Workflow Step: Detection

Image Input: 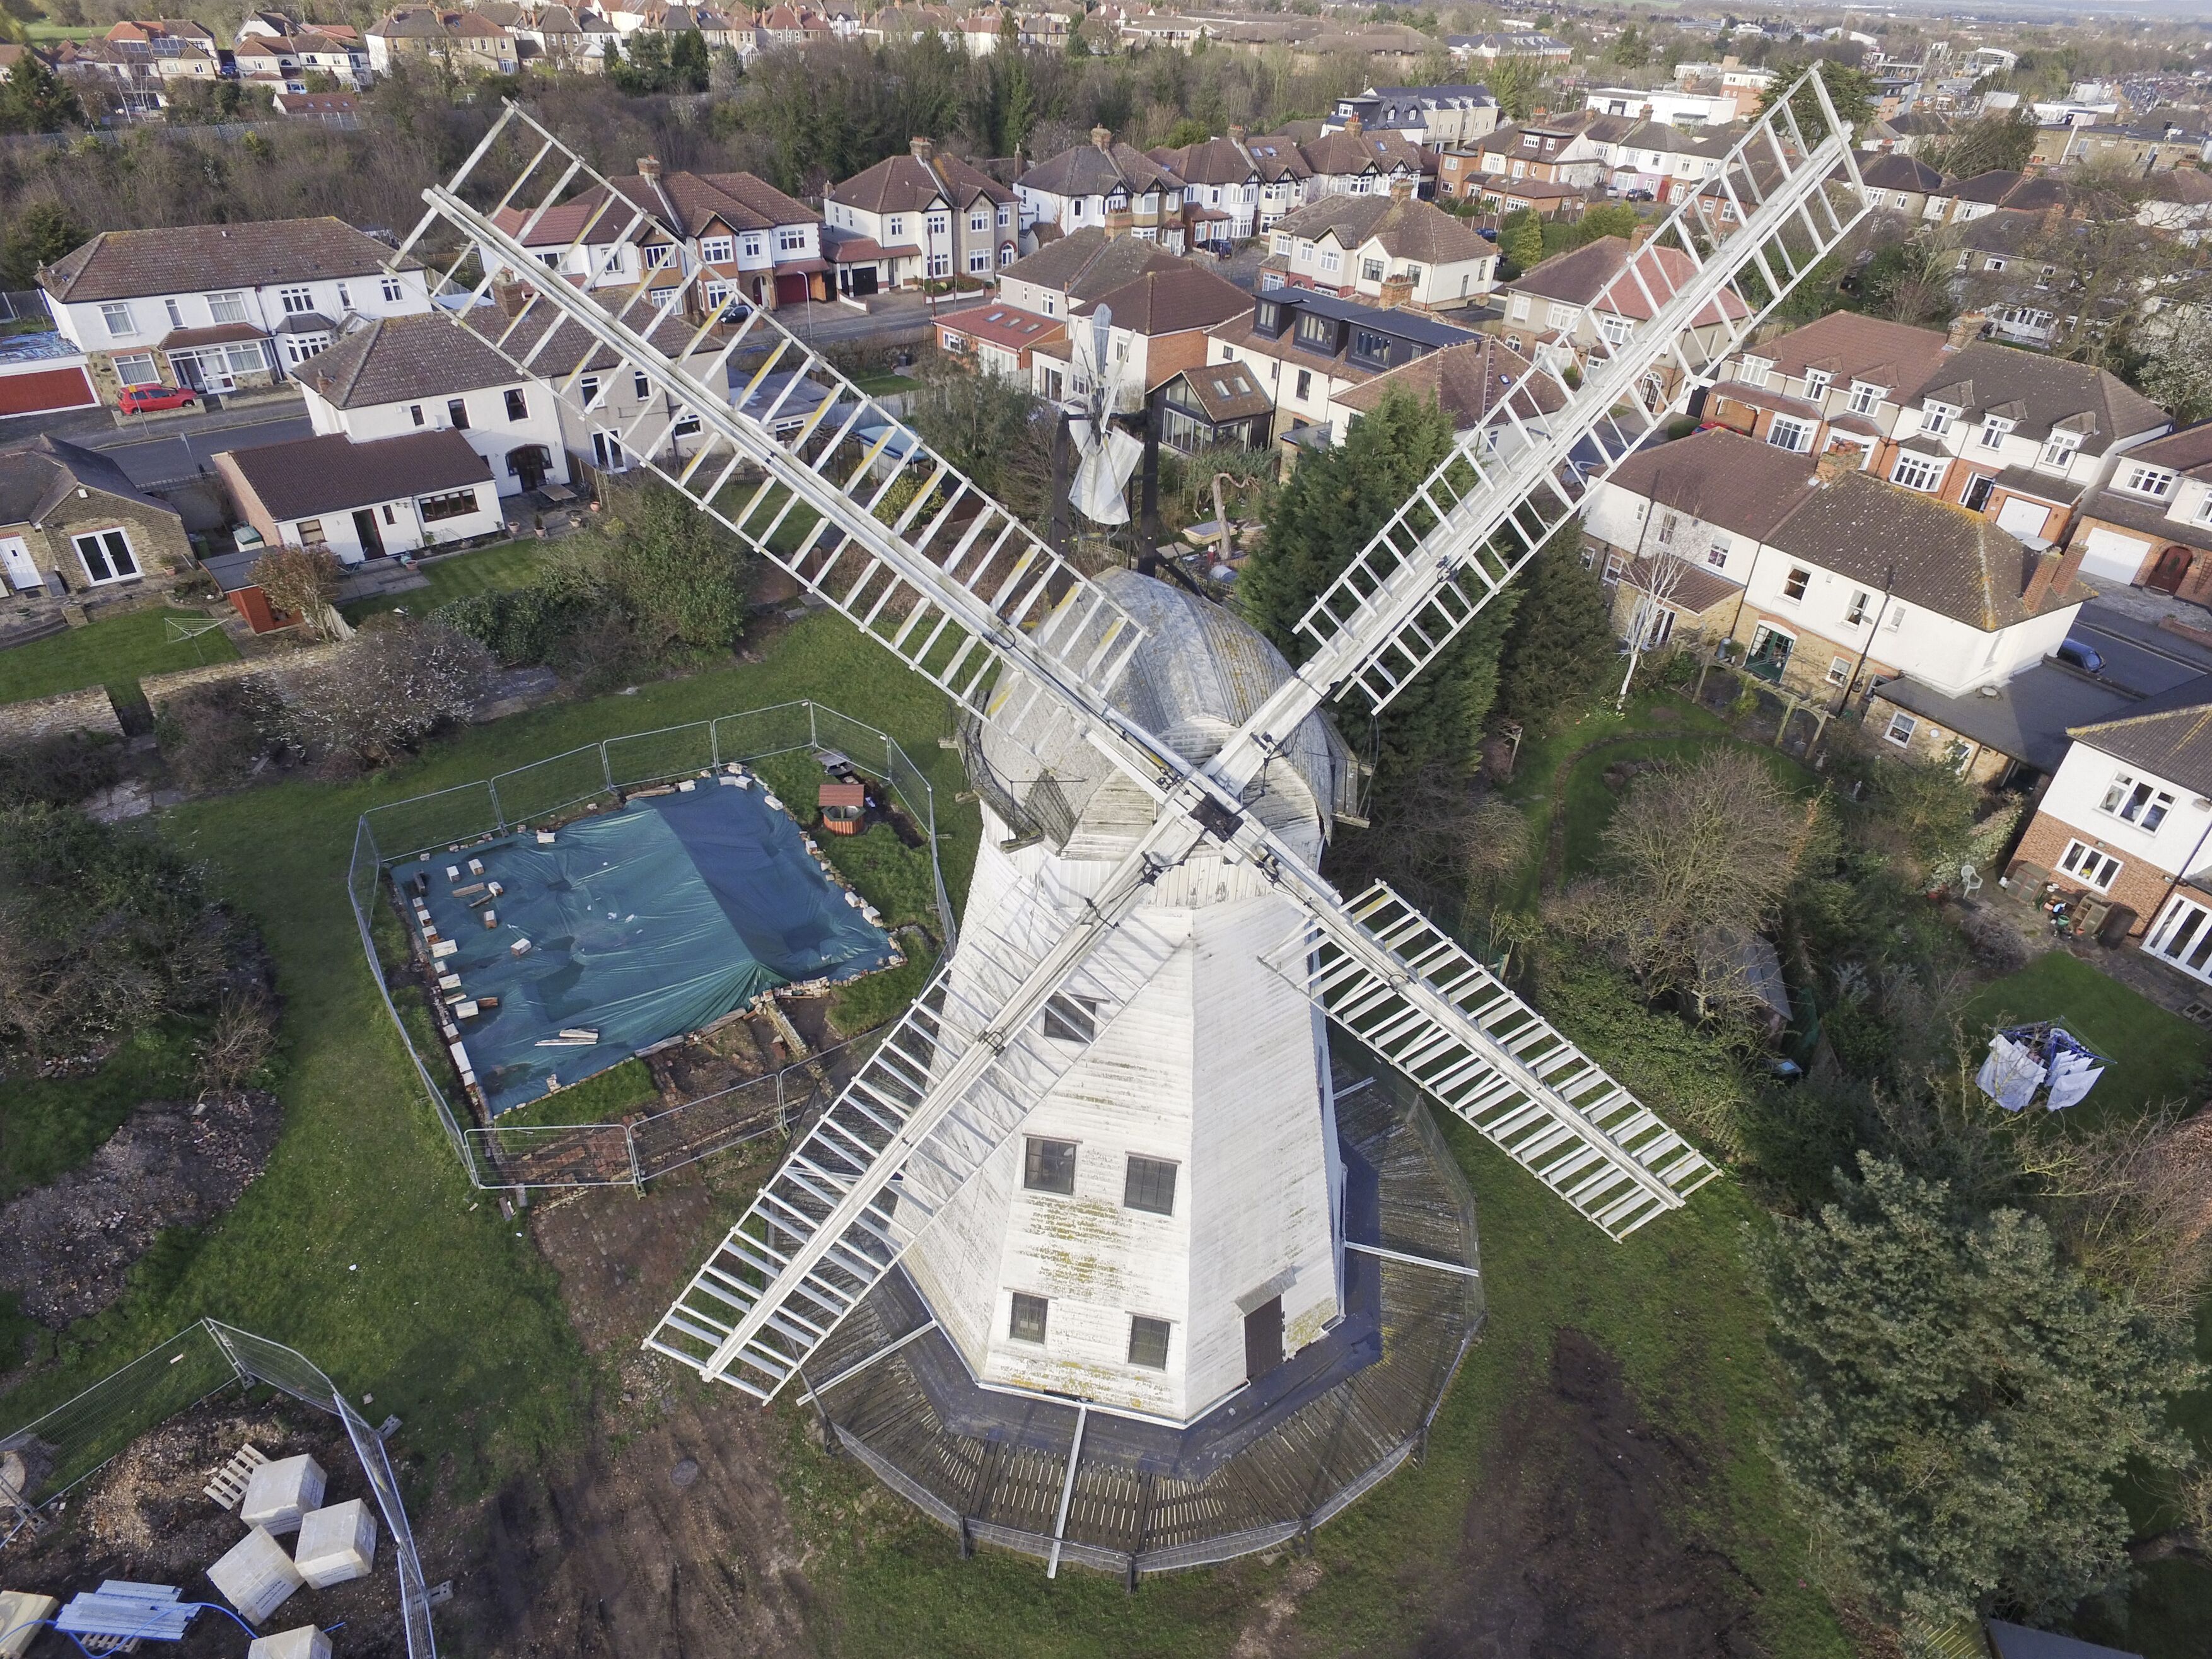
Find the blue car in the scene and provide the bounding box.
[2056,639,2105,675]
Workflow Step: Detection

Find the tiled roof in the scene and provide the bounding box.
[0,434,176,527]
[1621,552,1739,615]
[1950,168,2025,204]
[1269,193,1491,266]
[830,149,1012,215]
[1074,264,1250,343]
[1150,132,1310,187]
[1910,342,2170,453]
[221,429,491,521]
[40,218,417,304]
[610,168,819,236]
[1335,335,1564,433]
[1161,362,1272,423]
[1749,311,1955,394]
[1512,235,1748,325]
[2069,674,2212,796]
[293,313,521,408]
[999,227,1182,300]
[1606,428,1819,542]
[1859,151,1943,192]
[1020,136,1184,201]
[935,303,1063,352]
[2122,421,2212,473]
[1987,464,2086,508]
[1298,127,1431,178]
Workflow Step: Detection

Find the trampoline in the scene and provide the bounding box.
[396,779,897,1114]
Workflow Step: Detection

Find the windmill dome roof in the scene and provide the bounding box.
[970,569,1351,861]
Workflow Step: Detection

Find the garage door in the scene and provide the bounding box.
[774,272,808,306]
[0,364,97,417]
[2080,526,2151,586]
[1996,495,2051,539]
[847,265,878,298]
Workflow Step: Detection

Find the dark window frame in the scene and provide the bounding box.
[1009,1291,1049,1343]
[1128,1315,1171,1369]
[1023,1136,1078,1195]
[1124,1155,1177,1216]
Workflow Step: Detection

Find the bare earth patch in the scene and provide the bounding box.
[1416,1327,1761,1659]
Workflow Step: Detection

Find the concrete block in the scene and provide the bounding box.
[207,1526,303,1624]
[0,1592,57,1659]
[238,1454,325,1535]
[246,1625,331,1659]
[293,1498,378,1588]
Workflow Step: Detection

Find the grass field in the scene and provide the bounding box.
[1962,951,2212,1124]
[0,1022,199,1203]
[341,538,554,623]
[0,607,237,709]
[489,1057,661,1131]
[0,612,978,1503]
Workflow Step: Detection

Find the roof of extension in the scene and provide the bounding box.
[2069,673,2212,798]
[40,218,417,304]
[0,434,177,528]
[1334,335,1564,433]
[221,429,492,521]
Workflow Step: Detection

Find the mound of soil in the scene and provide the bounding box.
[0,1395,404,1656]
[1419,1328,1760,1658]
[0,1090,284,1326]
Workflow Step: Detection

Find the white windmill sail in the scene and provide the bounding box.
[1064,305,1144,526]
[397,69,1870,1402]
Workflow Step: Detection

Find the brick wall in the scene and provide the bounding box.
[139,641,346,717]
[2010,805,2177,938]
[0,685,124,748]
[1863,689,2014,786]
[26,487,194,599]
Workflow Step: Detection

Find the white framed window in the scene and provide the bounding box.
[578,375,600,408]
[1803,369,1832,400]
[111,352,156,383]
[998,244,1015,267]
[1976,416,2013,450]
[1706,539,1728,568]
[1320,249,1341,274]
[279,286,315,313]
[1827,655,1852,685]
[997,206,1011,228]
[73,528,139,584]
[2195,493,2212,527]
[1846,589,1872,626]
[927,253,951,278]
[1886,604,1906,632]
[640,243,674,270]
[2122,463,2175,499]
[1545,301,1577,330]
[699,235,734,264]
[1884,711,1917,747]
[2039,433,2080,470]
[742,234,765,259]
[1782,566,1812,602]
[968,210,989,233]
[778,226,808,252]
[704,279,732,310]
[336,281,351,308]
[1510,294,1531,322]
[1919,403,1953,436]
[166,298,185,328]
[632,370,649,399]
[967,248,989,274]
[206,290,248,324]
[2057,839,2122,891]
[2099,771,2175,832]
[1598,313,1633,347]
[101,302,135,337]
[1734,356,1771,388]
[380,277,403,304]
[1768,416,1814,453]
[1847,381,1882,415]
[1892,453,1943,492]
[924,214,949,239]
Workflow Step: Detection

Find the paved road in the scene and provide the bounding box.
[2070,599,2212,697]
[75,404,316,488]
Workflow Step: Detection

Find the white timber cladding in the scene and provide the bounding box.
[902,820,1341,1420]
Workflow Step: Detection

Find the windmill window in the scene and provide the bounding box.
[1008,1292,1049,1343]
[1042,993,1098,1044]
[1124,1156,1178,1216]
[1023,1136,1078,1194]
[1127,1316,1171,1369]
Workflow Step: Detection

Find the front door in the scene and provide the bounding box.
[0,535,39,593]
[1243,1296,1284,1383]
[509,445,547,492]
[2148,544,2194,595]
[1962,472,1994,512]
[352,508,385,559]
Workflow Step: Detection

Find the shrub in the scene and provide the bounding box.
[154,680,268,794]
[0,731,123,808]
[247,545,346,639]
[255,615,494,767]
[600,480,755,653]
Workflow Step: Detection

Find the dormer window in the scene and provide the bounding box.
[2039,432,2081,471]
[2123,462,2176,499]
[1976,415,2014,450]
[1847,381,1882,415]
[1920,402,1954,436]
[1803,369,1832,400]
[1735,356,1772,388]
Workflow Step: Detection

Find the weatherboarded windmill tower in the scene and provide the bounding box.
[400,76,1868,1573]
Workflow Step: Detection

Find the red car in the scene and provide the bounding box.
[117,383,199,415]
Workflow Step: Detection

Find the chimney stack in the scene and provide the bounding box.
[1378,271,1416,308]
[1388,175,1414,202]
[1815,447,1857,486]
[910,136,935,162]
[637,155,662,180]
[1627,221,1655,252]
[1344,112,1363,137]
[2023,537,2088,614]
[492,267,532,317]
[1091,125,1112,151]
[1946,310,1988,351]
[1228,124,1246,143]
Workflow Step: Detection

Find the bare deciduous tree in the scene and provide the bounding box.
[1615,551,1688,711]
[255,617,494,768]
[248,545,347,640]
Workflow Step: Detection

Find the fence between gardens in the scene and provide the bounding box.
[346,701,954,1192]
[0,1320,438,1658]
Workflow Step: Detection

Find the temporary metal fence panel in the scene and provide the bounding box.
[346,702,955,1192]
[0,1320,436,1656]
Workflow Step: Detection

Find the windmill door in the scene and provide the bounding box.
[1243,1297,1284,1382]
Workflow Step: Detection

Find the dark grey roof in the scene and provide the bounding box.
[221,429,491,521]
[2069,672,2212,796]
[0,434,177,527]
[1001,228,1184,300]
[294,312,522,409]
[1989,465,2087,507]
[1984,1618,2141,1659]
[1876,663,2139,772]
[1909,342,2170,455]
[1268,287,1479,349]
[1020,137,1183,201]
[40,218,417,304]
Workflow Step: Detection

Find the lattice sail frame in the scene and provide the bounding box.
[396,70,1867,1400]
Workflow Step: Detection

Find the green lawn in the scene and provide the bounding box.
[0,611,979,1506]
[1961,951,2212,1124]
[489,1057,660,1130]
[0,606,237,709]
[853,371,923,397]
[0,1021,199,1204]
[341,538,554,623]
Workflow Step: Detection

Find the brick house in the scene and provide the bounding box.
[1488,234,1749,401]
[2008,677,2212,962]
[1015,128,1189,254]
[1706,311,1960,465]
[1259,184,1499,311]
[2059,424,2212,606]
[1027,262,1250,413]
[0,434,194,610]
[825,138,1016,294]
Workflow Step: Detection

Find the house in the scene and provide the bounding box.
[1015,128,1189,254]
[2008,677,2212,964]
[55,21,221,114]
[1027,262,1250,412]
[1329,333,1565,448]
[993,228,1183,324]
[1148,127,1312,245]
[825,138,1017,295]
[1325,84,1501,150]
[1204,287,1479,443]
[492,160,826,310]
[273,90,363,118]
[1582,84,1745,127]
[2059,122,2211,175]
[1446,32,1570,64]
[216,429,505,564]
[1586,432,2092,718]
[1153,361,1275,453]
[37,218,434,399]
[1949,209,2067,347]
[1887,342,2171,540]
[2062,423,2212,603]
[1297,117,1433,201]
[0,434,192,607]
[291,312,573,498]
[934,302,1066,382]
[1477,177,1585,218]
[1858,151,1948,220]
[1259,185,1499,311]
[2136,168,2212,243]
[1707,311,1960,463]
[364,8,519,77]
[1489,234,1749,397]
[1594,120,1735,203]
[1457,115,1612,191]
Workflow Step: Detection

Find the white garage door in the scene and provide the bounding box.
[2079,527,2151,586]
[1997,496,2051,539]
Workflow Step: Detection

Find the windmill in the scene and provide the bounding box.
[397,73,1867,1567]
[1061,301,1146,530]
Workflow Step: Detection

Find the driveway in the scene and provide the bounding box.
[74,399,315,489]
